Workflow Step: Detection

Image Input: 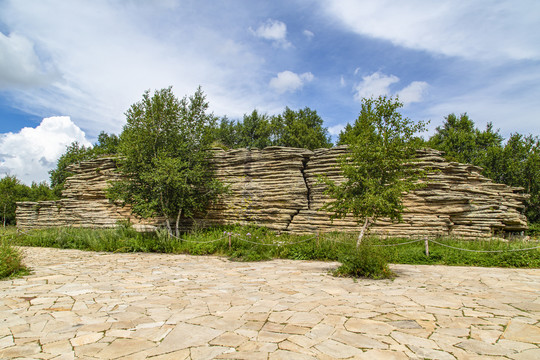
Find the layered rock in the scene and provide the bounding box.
[287,147,528,238]
[16,147,528,238]
[16,157,159,231]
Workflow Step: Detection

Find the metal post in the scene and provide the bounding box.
[424,238,429,257]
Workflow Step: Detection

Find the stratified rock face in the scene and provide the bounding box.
[16,157,160,231]
[287,147,528,239]
[197,147,312,231]
[16,147,528,238]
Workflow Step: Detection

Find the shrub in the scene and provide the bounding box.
[0,239,27,279]
[333,244,394,279]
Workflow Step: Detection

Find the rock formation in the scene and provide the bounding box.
[16,146,528,238]
[16,157,160,231]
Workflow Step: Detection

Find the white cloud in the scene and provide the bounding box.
[340,75,346,87]
[354,72,399,101]
[328,124,345,136]
[269,71,314,94]
[303,30,314,39]
[0,116,90,184]
[0,1,277,137]
[251,19,291,48]
[354,72,428,105]
[323,0,540,61]
[0,32,58,89]
[397,81,429,104]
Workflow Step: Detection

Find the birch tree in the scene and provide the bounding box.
[108,87,225,236]
[323,96,427,247]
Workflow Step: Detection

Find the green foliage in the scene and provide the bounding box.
[427,113,503,164]
[210,112,273,149]
[428,113,540,224]
[108,86,226,236]
[323,96,427,239]
[8,227,540,270]
[0,238,27,279]
[0,176,56,226]
[381,238,540,268]
[0,176,25,226]
[488,134,540,223]
[334,245,394,279]
[210,107,332,150]
[272,107,333,149]
[238,110,274,149]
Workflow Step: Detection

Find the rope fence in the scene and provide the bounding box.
[428,239,540,253]
[5,227,540,254]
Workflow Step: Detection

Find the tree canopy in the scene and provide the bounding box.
[323,96,427,246]
[211,106,332,150]
[427,113,502,165]
[107,87,226,236]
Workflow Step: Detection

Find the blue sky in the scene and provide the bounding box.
[1,0,539,184]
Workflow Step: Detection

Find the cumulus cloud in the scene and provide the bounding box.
[353,72,399,100]
[0,1,276,137]
[0,116,90,184]
[0,32,57,89]
[269,71,314,94]
[323,0,540,61]
[397,81,429,104]
[251,19,291,48]
[353,71,428,105]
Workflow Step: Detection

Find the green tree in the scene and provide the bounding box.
[323,96,427,247]
[273,107,333,149]
[210,107,333,150]
[483,134,540,223]
[212,117,240,149]
[427,113,503,165]
[92,132,120,156]
[237,110,273,149]
[27,181,56,202]
[0,175,26,226]
[108,86,226,236]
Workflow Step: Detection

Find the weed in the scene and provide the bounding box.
[333,244,394,279]
[0,238,28,279]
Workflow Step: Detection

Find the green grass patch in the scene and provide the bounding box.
[6,226,540,280]
[334,244,395,279]
[0,230,28,279]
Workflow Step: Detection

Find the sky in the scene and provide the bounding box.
[0,0,539,184]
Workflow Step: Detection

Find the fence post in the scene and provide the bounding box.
[228,233,231,250]
[424,238,429,257]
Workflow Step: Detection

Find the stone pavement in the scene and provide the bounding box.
[0,247,539,359]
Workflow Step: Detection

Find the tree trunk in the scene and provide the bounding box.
[175,208,182,238]
[356,217,371,248]
[159,191,172,238]
[165,218,172,238]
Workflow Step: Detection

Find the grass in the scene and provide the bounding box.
[4,225,540,279]
[0,228,29,279]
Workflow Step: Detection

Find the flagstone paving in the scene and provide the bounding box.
[0,247,539,359]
